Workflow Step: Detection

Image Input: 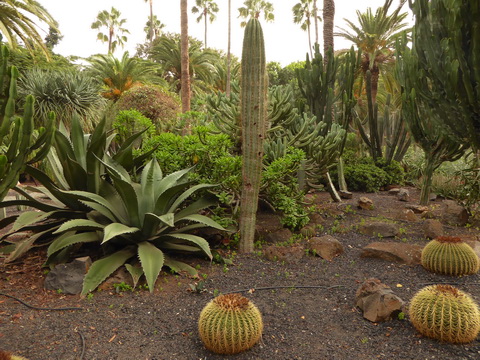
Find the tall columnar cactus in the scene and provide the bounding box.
[409,285,480,343]
[238,18,267,253]
[198,293,263,355]
[421,236,480,276]
[0,40,54,201]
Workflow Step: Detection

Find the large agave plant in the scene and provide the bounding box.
[0,118,223,295]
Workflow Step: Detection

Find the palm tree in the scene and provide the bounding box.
[144,0,154,43]
[91,7,129,54]
[226,0,232,96]
[191,0,219,49]
[292,0,317,59]
[144,15,165,41]
[0,0,57,57]
[335,0,408,102]
[323,0,334,55]
[180,0,191,116]
[87,51,160,101]
[238,0,274,27]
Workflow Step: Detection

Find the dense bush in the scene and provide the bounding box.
[113,109,155,146]
[115,84,181,132]
[343,163,388,192]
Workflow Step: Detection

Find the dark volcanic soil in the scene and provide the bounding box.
[1,187,480,360]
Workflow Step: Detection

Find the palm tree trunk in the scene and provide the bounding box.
[226,0,232,96]
[149,0,154,43]
[307,23,313,59]
[323,0,335,55]
[204,8,208,48]
[180,0,191,122]
[313,0,319,44]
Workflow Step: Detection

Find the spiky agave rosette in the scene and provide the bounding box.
[421,236,480,276]
[198,293,263,354]
[409,285,480,343]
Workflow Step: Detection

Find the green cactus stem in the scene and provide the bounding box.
[198,293,263,355]
[421,236,480,276]
[409,284,480,343]
[238,18,267,253]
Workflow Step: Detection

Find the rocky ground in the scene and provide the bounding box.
[1,187,480,360]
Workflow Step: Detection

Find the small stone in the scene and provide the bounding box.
[307,235,344,261]
[388,188,401,195]
[360,242,423,265]
[358,197,374,210]
[396,209,417,222]
[355,278,404,322]
[429,193,438,201]
[44,257,92,295]
[339,190,353,199]
[263,244,305,263]
[264,228,294,244]
[405,204,429,214]
[397,188,410,202]
[423,219,444,239]
[359,222,400,238]
[442,200,469,226]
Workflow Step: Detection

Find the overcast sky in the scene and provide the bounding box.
[41,0,412,66]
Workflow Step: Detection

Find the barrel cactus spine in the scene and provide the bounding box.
[421,236,480,276]
[409,284,480,343]
[198,293,263,354]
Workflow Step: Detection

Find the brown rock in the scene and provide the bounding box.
[263,244,305,263]
[355,278,404,322]
[307,235,344,261]
[405,204,429,214]
[423,219,444,239]
[396,209,417,222]
[255,212,284,240]
[388,188,400,195]
[442,200,469,226]
[264,228,293,244]
[360,242,423,265]
[358,197,374,210]
[359,222,400,238]
[397,188,410,202]
[339,190,353,199]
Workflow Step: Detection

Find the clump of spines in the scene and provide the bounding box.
[409,284,480,343]
[198,293,263,355]
[421,236,479,276]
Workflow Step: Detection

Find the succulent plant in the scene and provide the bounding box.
[198,293,263,355]
[421,236,480,276]
[409,284,480,343]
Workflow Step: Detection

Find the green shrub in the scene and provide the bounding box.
[113,109,155,146]
[343,163,387,192]
[116,84,181,132]
[374,158,405,186]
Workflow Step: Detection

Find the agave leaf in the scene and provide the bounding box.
[162,233,212,259]
[154,181,193,215]
[137,241,164,293]
[81,247,135,295]
[174,214,225,231]
[138,159,162,218]
[5,229,51,263]
[17,185,65,208]
[124,264,144,289]
[163,256,197,277]
[12,211,56,232]
[47,231,100,257]
[79,200,117,222]
[62,156,88,191]
[70,114,87,169]
[54,219,105,234]
[168,184,217,213]
[100,154,131,182]
[102,223,140,244]
[175,194,218,219]
[161,242,203,252]
[155,167,193,198]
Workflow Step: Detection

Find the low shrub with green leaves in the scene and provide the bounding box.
[113,109,155,146]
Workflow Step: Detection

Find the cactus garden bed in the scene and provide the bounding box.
[1,187,480,360]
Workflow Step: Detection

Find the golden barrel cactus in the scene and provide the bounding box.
[409,285,480,343]
[421,236,479,276]
[198,293,263,354]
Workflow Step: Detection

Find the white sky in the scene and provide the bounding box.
[41,0,412,66]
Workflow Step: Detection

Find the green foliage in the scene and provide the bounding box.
[198,293,263,354]
[18,68,106,131]
[409,285,480,344]
[262,148,309,229]
[113,109,155,145]
[115,84,181,133]
[421,237,480,276]
[343,163,387,193]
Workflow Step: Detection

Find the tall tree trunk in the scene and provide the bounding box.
[313,0,319,44]
[323,0,335,55]
[108,27,114,54]
[226,0,232,96]
[203,8,208,48]
[149,0,154,43]
[307,23,313,59]
[180,0,191,125]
